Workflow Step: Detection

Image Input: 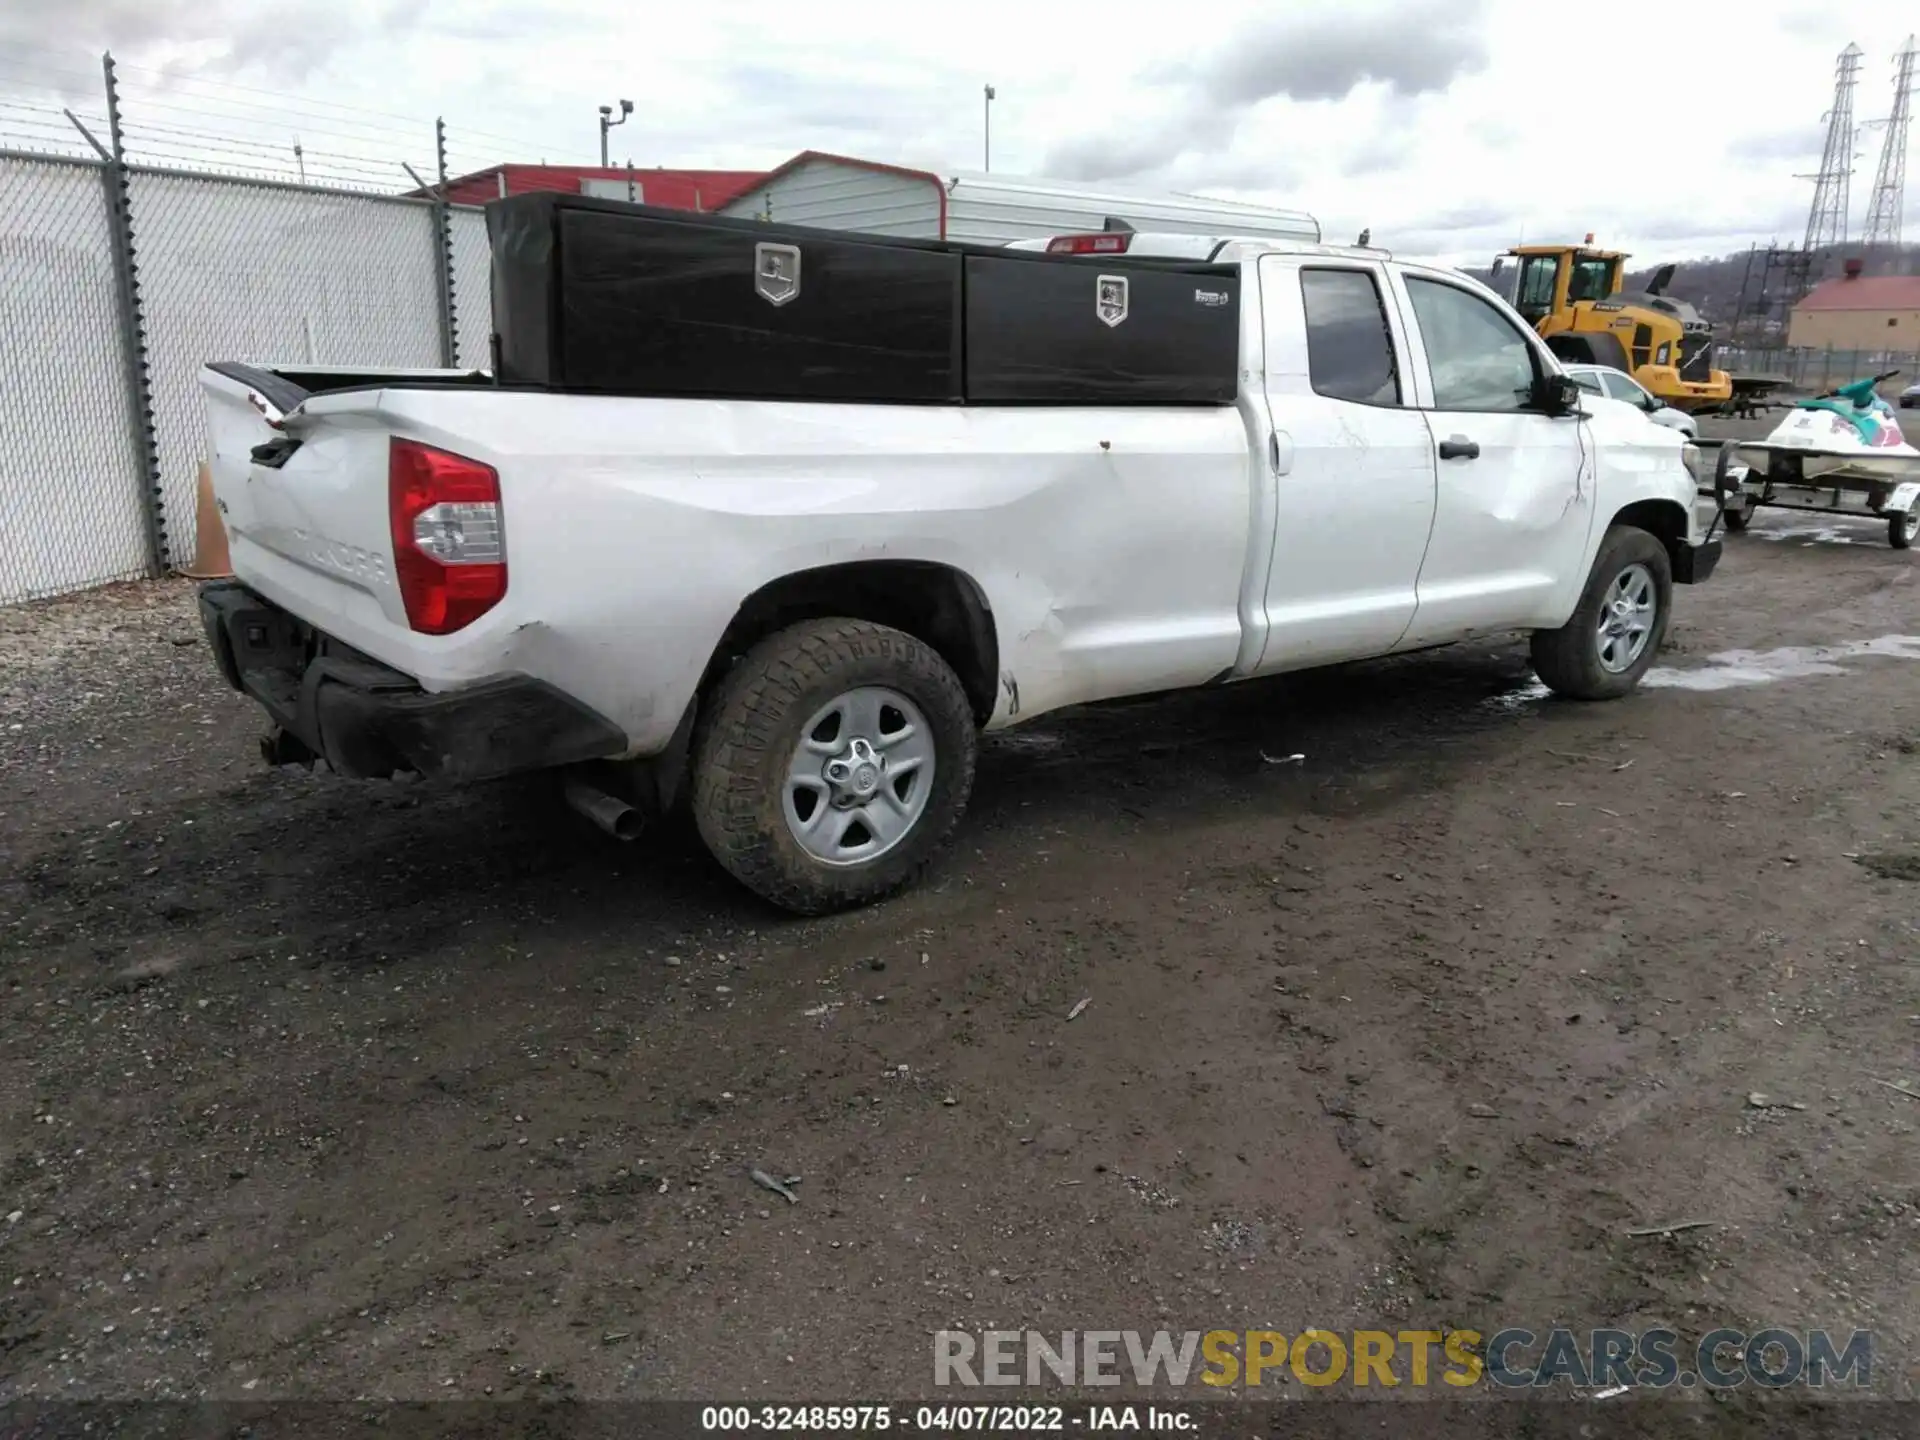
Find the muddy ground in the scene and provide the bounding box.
[2,496,1918,1414]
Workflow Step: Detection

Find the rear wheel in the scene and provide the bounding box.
[1530,526,1673,700]
[691,618,978,914]
[1891,510,1918,550]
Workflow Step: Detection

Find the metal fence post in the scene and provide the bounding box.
[432,118,455,368]
[98,52,168,574]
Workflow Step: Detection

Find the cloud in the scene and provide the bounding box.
[1042,0,1488,184]
[1169,0,1490,107]
[1729,127,1821,162]
[0,0,428,84]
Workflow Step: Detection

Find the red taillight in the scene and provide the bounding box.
[388,438,506,635]
[1045,232,1132,254]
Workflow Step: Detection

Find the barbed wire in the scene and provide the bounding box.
[0,48,605,191]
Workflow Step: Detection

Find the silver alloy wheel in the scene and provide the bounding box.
[1595,562,1657,673]
[782,686,936,867]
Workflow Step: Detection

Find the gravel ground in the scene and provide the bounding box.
[1,524,1918,1418]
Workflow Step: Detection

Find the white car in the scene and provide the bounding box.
[195,204,1721,913]
[1561,363,1698,438]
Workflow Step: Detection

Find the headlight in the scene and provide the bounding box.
[1681,441,1703,479]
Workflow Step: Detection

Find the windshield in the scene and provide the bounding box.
[1514,255,1558,320]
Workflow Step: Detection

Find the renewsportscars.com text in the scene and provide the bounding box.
[933,1327,1873,1390]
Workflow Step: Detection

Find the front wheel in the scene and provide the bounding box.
[1529,526,1673,700]
[1890,510,1918,550]
[691,618,978,914]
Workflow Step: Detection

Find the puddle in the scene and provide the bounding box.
[1480,678,1552,713]
[1643,636,1920,691]
[1750,520,1875,546]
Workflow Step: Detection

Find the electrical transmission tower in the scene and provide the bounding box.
[1862,35,1916,248]
[1802,42,1865,251]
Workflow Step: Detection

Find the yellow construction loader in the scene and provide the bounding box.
[1490,243,1733,414]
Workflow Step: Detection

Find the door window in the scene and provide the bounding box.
[1600,370,1651,407]
[1404,277,1540,412]
[1568,371,1604,396]
[1300,268,1401,405]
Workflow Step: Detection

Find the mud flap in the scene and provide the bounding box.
[1671,538,1722,585]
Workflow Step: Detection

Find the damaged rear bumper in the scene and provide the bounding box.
[197,579,627,782]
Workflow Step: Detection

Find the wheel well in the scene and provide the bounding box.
[1610,499,1689,560]
[705,561,1000,724]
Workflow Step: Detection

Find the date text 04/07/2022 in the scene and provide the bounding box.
[698,1404,1191,1432]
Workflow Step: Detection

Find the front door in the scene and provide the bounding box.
[1389,272,1593,645]
[1251,256,1438,672]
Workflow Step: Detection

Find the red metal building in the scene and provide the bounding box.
[437,164,767,211]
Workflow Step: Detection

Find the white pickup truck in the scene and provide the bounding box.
[197,222,1724,914]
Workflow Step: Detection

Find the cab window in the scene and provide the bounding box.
[1404,276,1540,412]
[1567,257,1614,304]
[1300,268,1401,406]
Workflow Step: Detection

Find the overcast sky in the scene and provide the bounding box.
[2,0,1914,264]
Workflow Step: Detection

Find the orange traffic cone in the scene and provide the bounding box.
[178,461,232,579]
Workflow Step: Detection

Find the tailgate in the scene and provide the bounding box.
[201,362,490,660]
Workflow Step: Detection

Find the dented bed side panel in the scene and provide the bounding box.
[201,368,1258,752]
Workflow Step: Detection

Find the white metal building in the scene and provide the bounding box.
[717,150,1319,245]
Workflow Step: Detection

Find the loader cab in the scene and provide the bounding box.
[1503,245,1625,325]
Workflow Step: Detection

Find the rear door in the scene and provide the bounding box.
[1389,271,1594,643]
[1250,255,1438,672]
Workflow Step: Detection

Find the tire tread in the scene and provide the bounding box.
[691,618,977,914]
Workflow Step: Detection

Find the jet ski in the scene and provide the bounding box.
[1729,372,1920,485]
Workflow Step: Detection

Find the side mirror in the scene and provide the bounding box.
[1536,372,1585,416]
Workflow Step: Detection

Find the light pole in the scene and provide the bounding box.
[983,85,995,172]
[598,98,632,167]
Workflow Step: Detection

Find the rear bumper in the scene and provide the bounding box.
[1672,538,1722,585]
[197,580,627,782]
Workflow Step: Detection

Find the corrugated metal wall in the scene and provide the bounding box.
[718,158,941,236]
[945,175,1318,246]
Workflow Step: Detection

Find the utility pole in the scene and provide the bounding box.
[1862,35,1916,249]
[1800,43,1864,254]
[293,138,305,184]
[598,97,632,167]
[983,84,995,171]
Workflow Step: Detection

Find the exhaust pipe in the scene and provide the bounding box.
[564,778,644,841]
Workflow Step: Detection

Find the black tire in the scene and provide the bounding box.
[1722,501,1753,532]
[1530,526,1674,700]
[1891,510,1918,550]
[691,618,978,914]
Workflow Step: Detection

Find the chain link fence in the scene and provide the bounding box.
[1717,346,1920,395]
[0,151,489,606]
[0,153,155,603]
[449,208,494,371]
